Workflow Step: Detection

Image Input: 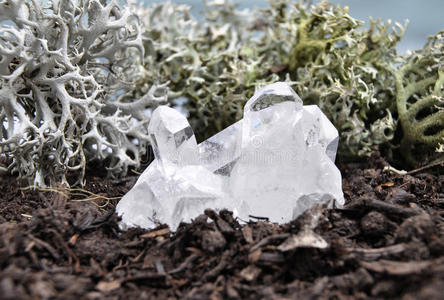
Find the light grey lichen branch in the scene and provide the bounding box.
[0,0,167,186]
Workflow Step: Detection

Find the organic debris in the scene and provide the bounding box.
[1,156,443,298]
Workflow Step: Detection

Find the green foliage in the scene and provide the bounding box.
[1,0,442,187]
[137,1,279,141]
[262,1,405,158]
[136,0,442,166]
[394,31,444,166]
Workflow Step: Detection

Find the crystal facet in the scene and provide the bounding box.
[148,106,199,169]
[116,83,344,230]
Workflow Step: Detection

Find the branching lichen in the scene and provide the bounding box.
[1,0,442,186]
[261,0,405,158]
[0,0,167,186]
[394,31,444,166]
[136,0,406,160]
[136,1,279,141]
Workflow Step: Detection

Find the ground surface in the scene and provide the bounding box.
[0,156,443,299]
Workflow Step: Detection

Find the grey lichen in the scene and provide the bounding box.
[136,0,407,160]
[0,0,167,186]
[137,0,280,141]
[281,2,405,158]
[1,0,442,186]
[136,0,443,167]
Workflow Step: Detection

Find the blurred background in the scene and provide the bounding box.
[142,0,444,53]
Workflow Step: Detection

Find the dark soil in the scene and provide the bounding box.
[1,156,443,299]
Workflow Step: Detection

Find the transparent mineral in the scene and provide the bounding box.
[116,82,344,230]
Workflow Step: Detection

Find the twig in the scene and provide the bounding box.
[110,177,136,185]
[155,259,166,275]
[344,244,407,261]
[345,197,421,218]
[48,229,79,266]
[121,273,167,283]
[27,234,60,260]
[140,227,170,239]
[20,185,122,208]
[383,165,407,175]
[250,233,290,253]
[203,250,230,281]
[248,215,270,221]
[406,161,444,175]
[168,253,200,275]
[361,257,444,276]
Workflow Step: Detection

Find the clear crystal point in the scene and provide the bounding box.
[198,120,242,175]
[241,82,303,151]
[301,105,339,162]
[148,106,198,169]
[117,105,237,230]
[244,82,303,113]
[117,82,344,231]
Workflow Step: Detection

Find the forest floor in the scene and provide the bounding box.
[0,155,443,299]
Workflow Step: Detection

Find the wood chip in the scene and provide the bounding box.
[345,244,407,261]
[360,258,444,276]
[96,280,121,292]
[140,227,170,239]
[216,218,235,234]
[69,234,79,245]
[278,230,328,251]
[242,226,254,243]
[250,233,290,252]
[248,249,262,264]
[240,265,261,282]
[345,197,422,217]
[258,252,285,264]
[24,241,36,252]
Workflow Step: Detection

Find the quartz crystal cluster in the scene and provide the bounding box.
[116,83,344,230]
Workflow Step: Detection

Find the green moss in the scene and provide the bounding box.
[136,0,442,168]
[394,32,444,166]
[263,0,404,159]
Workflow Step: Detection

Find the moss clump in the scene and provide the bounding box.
[265,1,404,159]
[137,0,415,162]
[393,32,444,166]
